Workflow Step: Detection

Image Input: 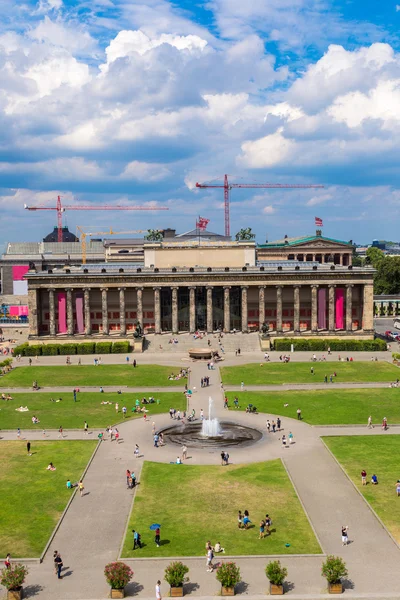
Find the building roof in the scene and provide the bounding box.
[43,226,79,243]
[175,228,230,240]
[258,234,351,248]
[4,241,104,256]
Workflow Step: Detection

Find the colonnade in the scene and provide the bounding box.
[28,282,374,337]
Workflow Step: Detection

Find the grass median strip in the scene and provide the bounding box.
[122,460,321,557]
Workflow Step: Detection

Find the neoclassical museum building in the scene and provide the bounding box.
[25,231,375,340]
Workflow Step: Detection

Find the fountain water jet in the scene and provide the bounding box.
[201,396,221,437]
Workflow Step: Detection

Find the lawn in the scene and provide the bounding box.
[0,392,187,429]
[324,436,400,543]
[0,440,96,557]
[220,361,400,385]
[226,389,400,425]
[121,460,321,557]
[0,365,185,388]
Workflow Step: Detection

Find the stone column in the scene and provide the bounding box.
[101,288,108,335]
[189,287,196,333]
[346,284,353,332]
[171,287,179,334]
[276,285,283,333]
[48,289,56,337]
[258,286,265,331]
[136,287,143,329]
[293,285,301,333]
[119,288,126,335]
[84,288,91,335]
[154,287,161,334]
[362,283,374,331]
[241,286,248,333]
[66,288,74,336]
[339,254,343,266]
[224,286,231,333]
[328,284,336,332]
[28,289,39,337]
[311,285,318,332]
[206,286,213,333]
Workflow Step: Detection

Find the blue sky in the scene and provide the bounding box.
[1,0,400,245]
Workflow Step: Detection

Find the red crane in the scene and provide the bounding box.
[196,174,324,237]
[24,196,169,243]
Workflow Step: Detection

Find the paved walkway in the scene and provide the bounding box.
[2,359,400,599]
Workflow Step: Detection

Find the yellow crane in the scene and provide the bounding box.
[77,226,148,264]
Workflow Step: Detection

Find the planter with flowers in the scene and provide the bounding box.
[216,562,241,596]
[0,563,29,600]
[265,560,288,595]
[321,555,348,594]
[104,562,133,599]
[164,561,189,597]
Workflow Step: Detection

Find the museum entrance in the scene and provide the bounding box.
[212,287,224,330]
[230,286,241,330]
[178,288,190,331]
[161,288,172,332]
[195,288,206,330]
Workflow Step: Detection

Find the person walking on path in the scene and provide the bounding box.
[54,552,63,579]
[79,480,85,497]
[382,417,388,430]
[266,420,271,433]
[206,546,214,572]
[297,408,302,420]
[341,526,349,546]
[277,417,281,431]
[272,420,276,433]
[367,415,373,428]
[5,554,11,569]
[288,431,294,444]
[17,428,21,440]
[58,426,63,439]
[361,469,367,485]
[182,445,187,461]
[156,580,162,600]
[84,421,88,435]
[134,444,140,458]
[241,381,244,391]
[27,441,32,456]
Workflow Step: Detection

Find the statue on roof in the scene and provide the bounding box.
[235,227,255,241]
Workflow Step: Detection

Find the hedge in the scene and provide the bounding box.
[12,341,131,356]
[273,338,387,352]
[112,341,130,354]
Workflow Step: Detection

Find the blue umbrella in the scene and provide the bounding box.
[150,523,161,530]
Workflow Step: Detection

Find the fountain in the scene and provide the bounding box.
[201,396,221,437]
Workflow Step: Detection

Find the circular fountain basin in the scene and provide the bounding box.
[188,348,213,359]
[160,421,263,449]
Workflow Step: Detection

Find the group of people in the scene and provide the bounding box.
[361,470,378,485]
[205,540,225,572]
[201,376,211,387]
[126,469,137,488]
[266,417,282,432]
[279,355,291,362]
[220,451,229,465]
[1,393,13,400]
[168,369,187,380]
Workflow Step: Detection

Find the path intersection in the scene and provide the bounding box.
[1,352,400,599]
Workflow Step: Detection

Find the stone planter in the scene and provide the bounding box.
[221,586,235,596]
[170,586,184,597]
[328,582,343,594]
[111,588,125,599]
[7,589,23,600]
[270,583,284,595]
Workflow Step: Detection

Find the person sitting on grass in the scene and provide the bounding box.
[47,462,56,471]
[371,474,378,485]
[66,479,78,489]
[396,480,400,496]
[32,415,39,424]
[214,541,225,553]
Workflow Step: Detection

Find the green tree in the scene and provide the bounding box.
[235,227,255,241]
[374,256,400,294]
[365,246,384,266]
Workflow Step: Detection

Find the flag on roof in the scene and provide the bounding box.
[315,217,323,227]
[196,216,210,230]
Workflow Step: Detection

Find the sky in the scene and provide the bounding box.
[1,0,400,245]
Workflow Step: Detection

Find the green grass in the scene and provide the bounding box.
[227,389,400,425]
[0,392,187,429]
[0,365,186,388]
[220,361,400,385]
[0,440,96,557]
[324,436,400,543]
[121,460,321,557]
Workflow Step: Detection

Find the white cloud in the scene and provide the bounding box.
[29,17,97,53]
[121,161,171,181]
[262,205,276,214]
[35,0,63,14]
[306,193,333,207]
[238,129,295,168]
[396,5,400,11]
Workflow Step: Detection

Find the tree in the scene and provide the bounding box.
[145,229,163,242]
[374,256,400,294]
[365,246,384,266]
[235,227,255,241]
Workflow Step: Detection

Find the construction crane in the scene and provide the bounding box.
[76,227,149,264]
[24,195,168,243]
[195,174,324,237]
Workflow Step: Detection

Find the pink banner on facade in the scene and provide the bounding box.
[75,294,84,334]
[8,306,29,316]
[12,265,29,281]
[335,288,344,330]
[58,292,67,334]
[318,288,327,329]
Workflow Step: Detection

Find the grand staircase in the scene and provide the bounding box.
[144,332,261,354]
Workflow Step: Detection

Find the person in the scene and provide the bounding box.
[277,417,281,431]
[156,580,162,600]
[396,480,400,496]
[58,426,63,439]
[214,541,224,553]
[371,474,378,485]
[200,409,204,420]
[238,510,243,529]
[281,434,287,447]
[115,403,119,413]
[288,431,294,444]
[84,421,88,435]
[206,545,214,572]
[259,519,265,539]
[4,553,11,569]
[266,420,271,433]
[243,510,251,529]
[221,451,225,466]
[341,526,349,546]
[155,526,161,547]
[154,434,159,448]
[382,417,388,430]
[297,408,302,420]
[79,480,85,496]
[133,359,137,368]
[361,469,367,485]
[17,428,21,440]
[182,445,187,461]
[265,514,272,535]
[241,381,244,391]
[224,452,229,465]
[310,366,314,375]
[132,529,142,549]
[66,479,72,489]
[367,415,373,429]
[134,444,140,458]
[47,462,56,471]
[122,406,127,418]
[272,421,276,433]
[27,441,32,455]
[54,551,63,579]
[176,456,181,464]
